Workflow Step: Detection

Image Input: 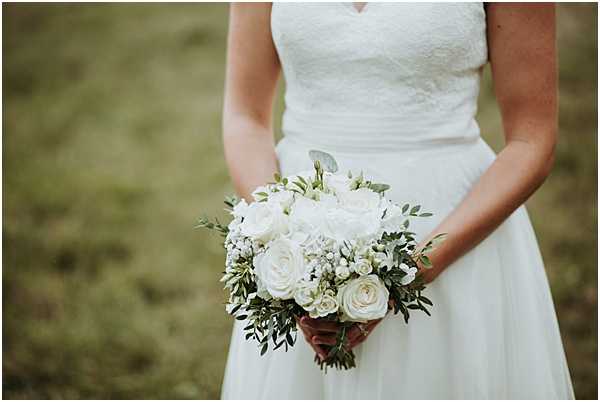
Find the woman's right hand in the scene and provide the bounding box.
[296,316,340,360]
[296,316,383,361]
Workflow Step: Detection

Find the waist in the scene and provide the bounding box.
[281,108,481,153]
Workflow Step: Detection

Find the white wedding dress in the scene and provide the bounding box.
[221,3,574,399]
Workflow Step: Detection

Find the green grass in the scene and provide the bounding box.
[3,3,597,399]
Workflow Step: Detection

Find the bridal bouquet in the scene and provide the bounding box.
[198,150,444,370]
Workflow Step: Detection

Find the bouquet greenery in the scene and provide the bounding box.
[198,150,444,370]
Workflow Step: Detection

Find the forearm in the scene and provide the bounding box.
[223,116,279,201]
[420,138,554,278]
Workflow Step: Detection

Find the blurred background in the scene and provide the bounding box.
[2,3,597,399]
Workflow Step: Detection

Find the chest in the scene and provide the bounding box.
[271,3,487,74]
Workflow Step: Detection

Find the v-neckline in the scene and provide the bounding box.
[352,2,369,14]
[343,2,370,16]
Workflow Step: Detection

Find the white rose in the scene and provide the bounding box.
[381,203,405,234]
[335,264,350,279]
[338,188,382,214]
[253,238,307,300]
[311,290,339,318]
[289,196,323,239]
[324,172,351,195]
[322,208,381,242]
[399,263,418,285]
[231,198,249,219]
[239,201,288,243]
[270,190,295,211]
[294,280,319,311]
[337,275,389,322]
[255,276,273,300]
[316,192,339,208]
[351,258,373,276]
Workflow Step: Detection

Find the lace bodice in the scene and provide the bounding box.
[271,3,488,148]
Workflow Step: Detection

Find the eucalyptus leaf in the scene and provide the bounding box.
[369,183,391,193]
[309,150,339,173]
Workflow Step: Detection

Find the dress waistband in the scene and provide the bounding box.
[281,108,481,153]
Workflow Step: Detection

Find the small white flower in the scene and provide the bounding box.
[312,290,339,318]
[335,264,350,279]
[399,263,418,285]
[351,258,373,276]
[294,280,319,311]
[375,251,395,271]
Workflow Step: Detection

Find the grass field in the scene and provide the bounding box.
[3,3,597,399]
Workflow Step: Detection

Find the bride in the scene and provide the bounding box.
[219,2,574,399]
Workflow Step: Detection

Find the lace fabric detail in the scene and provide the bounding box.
[271,3,487,118]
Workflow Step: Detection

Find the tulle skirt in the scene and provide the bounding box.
[220,135,574,399]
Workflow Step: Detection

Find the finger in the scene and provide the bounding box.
[298,322,316,338]
[347,334,366,349]
[347,320,380,343]
[366,319,382,331]
[347,328,362,343]
[301,316,340,332]
[312,335,337,346]
[346,325,362,340]
[300,316,340,333]
[303,333,327,360]
[311,343,328,360]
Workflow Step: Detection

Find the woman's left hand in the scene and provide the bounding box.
[419,264,442,284]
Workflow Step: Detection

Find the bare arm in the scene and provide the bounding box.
[223,3,281,201]
[420,3,557,282]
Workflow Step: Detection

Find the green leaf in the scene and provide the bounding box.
[419,212,433,217]
[309,150,339,173]
[401,204,409,214]
[260,342,269,356]
[369,183,390,193]
[430,233,448,245]
[420,255,433,268]
[292,181,306,191]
